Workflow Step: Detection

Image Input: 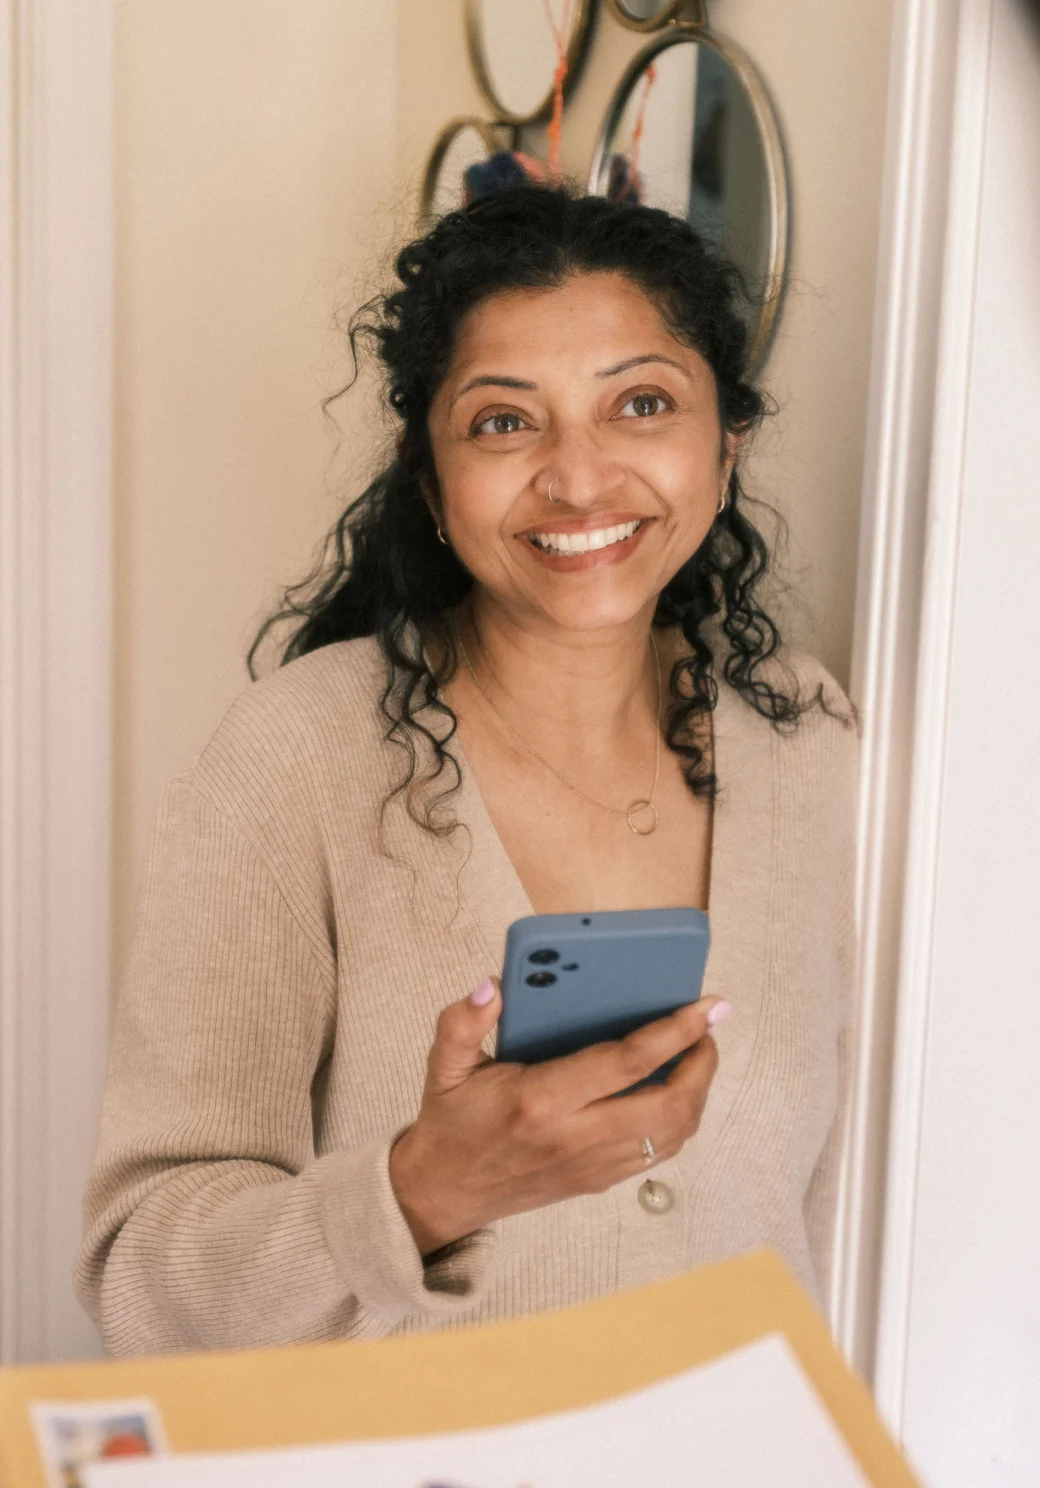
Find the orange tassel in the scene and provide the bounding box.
[630,63,657,180]
[541,0,574,179]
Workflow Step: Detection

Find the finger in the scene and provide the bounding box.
[557,997,721,1104]
[664,1030,720,1097]
[552,996,730,1105]
[425,977,501,1097]
[579,1036,721,1156]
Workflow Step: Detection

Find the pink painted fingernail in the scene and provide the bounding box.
[470,977,496,1007]
[707,999,732,1026]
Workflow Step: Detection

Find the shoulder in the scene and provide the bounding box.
[711,639,859,901]
[717,635,860,793]
[205,635,383,753]
[768,643,858,729]
[188,636,388,823]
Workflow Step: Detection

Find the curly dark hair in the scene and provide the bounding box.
[251,184,842,831]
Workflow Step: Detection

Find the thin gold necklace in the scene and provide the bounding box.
[454,616,663,837]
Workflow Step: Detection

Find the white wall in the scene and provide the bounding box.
[885,2,1040,1481]
[113,1,398,973]
[1,0,113,1367]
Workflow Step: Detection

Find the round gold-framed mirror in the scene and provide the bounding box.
[419,117,510,226]
[589,25,789,372]
[465,0,594,125]
[605,0,706,32]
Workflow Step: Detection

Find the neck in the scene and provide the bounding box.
[458,593,661,751]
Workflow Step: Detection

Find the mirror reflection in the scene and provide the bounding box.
[593,34,782,351]
[468,0,589,122]
[421,118,503,222]
[611,0,676,23]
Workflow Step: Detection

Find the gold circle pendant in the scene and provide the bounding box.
[626,800,659,836]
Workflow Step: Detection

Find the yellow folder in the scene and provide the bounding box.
[0,1248,920,1487]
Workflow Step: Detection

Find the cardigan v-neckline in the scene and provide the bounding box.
[454,658,773,985]
[452,628,725,949]
[453,689,718,941]
[452,659,775,1161]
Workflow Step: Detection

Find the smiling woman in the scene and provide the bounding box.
[77,187,860,1356]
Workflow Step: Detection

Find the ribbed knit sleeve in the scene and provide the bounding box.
[76,777,496,1356]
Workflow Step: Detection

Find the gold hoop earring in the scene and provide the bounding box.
[436,526,449,545]
[717,490,727,516]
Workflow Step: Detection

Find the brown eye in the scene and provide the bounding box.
[621,392,668,419]
[474,410,527,436]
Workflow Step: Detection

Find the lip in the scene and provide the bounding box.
[516,510,651,537]
[515,513,655,571]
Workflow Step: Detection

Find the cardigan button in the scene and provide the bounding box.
[637,1179,675,1214]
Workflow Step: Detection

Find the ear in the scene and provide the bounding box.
[419,471,443,526]
[720,430,743,492]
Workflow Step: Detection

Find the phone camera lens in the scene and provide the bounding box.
[525,971,558,988]
[581,916,591,926]
[528,948,559,965]
[562,962,578,972]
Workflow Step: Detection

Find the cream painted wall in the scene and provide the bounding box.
[114,1,398,970]
[396,0,894,686]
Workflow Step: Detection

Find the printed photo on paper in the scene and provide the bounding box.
[31,1397,167,1488]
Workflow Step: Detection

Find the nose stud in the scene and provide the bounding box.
[548,479,560,503]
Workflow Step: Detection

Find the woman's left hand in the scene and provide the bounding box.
[388,976,725,1255]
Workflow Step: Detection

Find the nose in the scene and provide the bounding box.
[540,423,626,509]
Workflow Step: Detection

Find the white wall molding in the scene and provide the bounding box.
[871,0,995,1431]
[831,0,971,1384]
[0,0,113,1363]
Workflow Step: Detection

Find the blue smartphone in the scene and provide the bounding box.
[497,908,711,1087]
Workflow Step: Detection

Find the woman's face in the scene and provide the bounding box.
[427,271,738,636]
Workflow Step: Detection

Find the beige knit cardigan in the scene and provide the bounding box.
[77,629,859,1356]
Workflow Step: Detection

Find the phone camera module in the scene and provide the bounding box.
[525,970,558,988]
[528,948,559,965]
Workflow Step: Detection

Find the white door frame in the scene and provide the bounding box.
[833,0,994,1420]
[0,0,114,1363]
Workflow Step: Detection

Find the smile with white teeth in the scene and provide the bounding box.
[528,519,643,554]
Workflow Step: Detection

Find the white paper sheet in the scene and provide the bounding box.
[82,1332,871,1488]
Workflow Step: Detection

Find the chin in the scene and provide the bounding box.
[528,589,659,635]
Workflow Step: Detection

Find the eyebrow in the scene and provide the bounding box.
[451,374,538,407]
[451,353,692,407]
[595,353,691,379]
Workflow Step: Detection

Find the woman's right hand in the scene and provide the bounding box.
[388,977,729,1256]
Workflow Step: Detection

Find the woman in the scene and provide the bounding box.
[78,186,858,1356]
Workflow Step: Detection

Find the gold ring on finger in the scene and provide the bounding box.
[641,1136,656,1168]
